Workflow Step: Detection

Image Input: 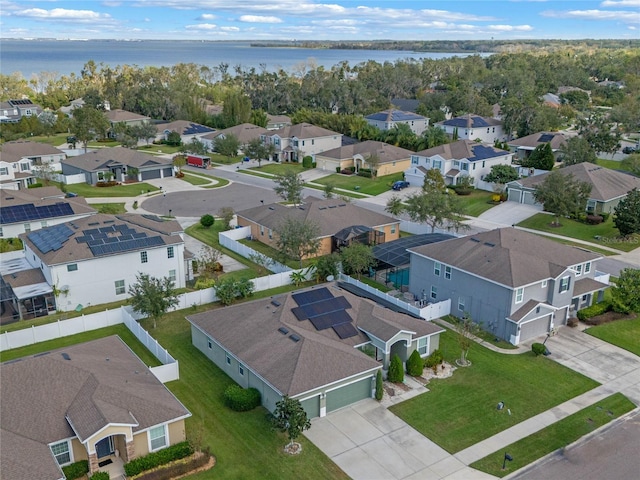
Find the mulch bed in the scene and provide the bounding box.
[584,311,636,326]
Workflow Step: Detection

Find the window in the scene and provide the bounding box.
[208,340,212,349]
[433,160,442,169]
[541,280,547,288]
[411,156,419,165]
[575,264,582,276]
[461,163,469,171]
[149,425,167,451]
[168,269,176,283]
[50,441,71,465]
[24,223,31,233]
[434,262,441,276]
[140,251,148,263]
[0,227,3,237]
[167,246,174,258]
[0,167,8,175]
[67,264,78,272]
[226,354,231,365]
[473,163,476,170]
[445,266,452,280]
[239,364,245,376]
[268,229,273,239]
[584,262,591,274]
[515,287,524,303]
[487,128,490,133]
[559,276,570,293]
[430,286,437,299]
[417,337,428,355]
[391,225,396,234]
[312,139,315,145]
[453,161,459,167]
[482,161,485,168]
[115,280,125,295]
[20,162,30,171]
[260,225,264,236]
[458,296,465,311]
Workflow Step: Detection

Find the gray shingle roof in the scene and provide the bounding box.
[316,140,413,164]
[267,122,341,140]
[0,140,65,163]
[62,146,172,172]
[104,109,150,123]
[365,109,427,122]
[201,123,268,144]
[416,139,510,162]
[508,131,567,150]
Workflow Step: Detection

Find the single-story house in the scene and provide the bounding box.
[0,99,43,123]
[507,132,567,162]
[314,140,413,177]
[188,282,444,418]
[408,228,608,345]
[435,114,505,144]
[236,197,400,257]
[365,109,429,136]
[104,109,151,134]
[0,187,96,238]
[201,123,268,154]
[262,123,343,162]
[506,162,640,213]
[0,141,67,189]
[405,139,514,190]
[0,335,191,480]
[155,120,215,144]
[61,146,174,184]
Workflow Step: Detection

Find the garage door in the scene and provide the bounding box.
[519,315,551,342]
[141,169,161,180]
[326,377,372,413]
[522,191,536,205]
[508,188,522,203]
[162,167,174,177]
[299,395,320,419]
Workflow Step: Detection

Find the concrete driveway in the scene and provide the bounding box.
[470,202,542,229]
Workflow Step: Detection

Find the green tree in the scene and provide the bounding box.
[132,120,158,145]
[249,108,269,128]
[385,195,405,216]
[173,155,186,174]
[613,188,640,237]
[181,138,208,155]
[406,349,424,377]
[71,105,110,152]
[611,268,640,314]
[271,396,312,450]
[214,134,241,159]
[483,164,519,184]
[375,370,384,401]
[340,243,375,279]
[289,270,306,287]
[322,183,335,199]
[38,110,57,136]
[128,273,179,329]
[455,313,479,367]
[275,218,320,268]
[200,214,215,228]
[524,143,555,170]
[558,136,597,166]
[273,170,304,206]
[403,188,467,233]
[215,277,236,306]
[422,168,446,192]
[166,131,182,146]
[244,137,270,166]
[222,90,251,127]
[387,354,404,383]
[533,171,592,225]
[311,253,339,283]
[621,153,640,176]
[218,206,235,230]
[365,153,380,178]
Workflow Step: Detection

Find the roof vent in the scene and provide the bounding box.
[61,353,71,360]
[484,242,495,247]
[271,300,281,307]
[470,237,480,243]
[328,205,337,208]
[338,203,346,207]
[5,197,14,200]
[289,334,300,342]
[278,327,289,335]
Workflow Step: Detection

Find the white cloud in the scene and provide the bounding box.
[186,22,217,30]
[542,9,640,22]
[239,15,283,23]
[488,24,534,31]
[199,13,216,20]
[600,0,640,6]
[221,26,240,32]
[15,7,113,21]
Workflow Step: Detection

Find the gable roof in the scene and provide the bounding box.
[104,109,150,123]
[267,122,341,140]
[0,336,190,480]
[156,120,214,136]
[187,283,443,396]
[0,141,65,163]
[438,114,502,129]
[236,197,397,238]
[415,139,510,163]
[61,146,172,172]
[391,98,420,112]
[409,228,600,288]
[365,109,427,122]
[511,163,640,202]
[201,123,268,144]
[316,140,413,164]
[0,188,96,225]
[508,132,567,150]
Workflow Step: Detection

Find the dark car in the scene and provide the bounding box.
[622,146,637,154]
[392,181,410,191]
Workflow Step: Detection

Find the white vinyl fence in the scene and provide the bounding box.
[399,220,463,237]
[219,227,292,273]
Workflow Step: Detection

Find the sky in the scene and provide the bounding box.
[0,0,638,41]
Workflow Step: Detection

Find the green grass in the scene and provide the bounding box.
[596,158,629,171]
[63,182,160,198]
[314,172,404,196]
[389,330,599,453]
[441,316,517,350]
[517,213,640,252]
[90,202,127,214]
[586,316,640,356]
[470,393,636,477]
[27,133,69,146]
[238,238,313,269]
[180,173,212,186]
[137,144,182,155]
[209,153,244,165]
[455,190,497,217]
[249,163,306,175]
[0,238,24,253]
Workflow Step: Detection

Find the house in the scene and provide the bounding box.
[262,123,343,162]
[105,109,151,136]
[408,228,607,345]
[0,99,43,123]
[236,197,400,258]
[506,163,640,213]
[266,114,292,130]
[0,335,190,480]
[404,139,514,190]
[188,282,443,418]
[435,114,504,143]
[0,141,67,189]
[4,214,187,318]
[365,109,429,136]
[61,147,174,184]
[201,123,268,154]
[507,132,567,162]
[0,187,96,238]
[60,98,111,117]
[314,140,413,177]
[155,120,215,144]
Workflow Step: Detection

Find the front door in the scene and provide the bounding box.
[96,437,114,459]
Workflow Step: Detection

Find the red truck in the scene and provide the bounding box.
[186,154,211,169]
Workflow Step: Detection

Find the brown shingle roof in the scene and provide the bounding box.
[317,140,412,164]
[508,132,567,150]
[409,228,600,288]
[104,109,150,123]
[62,146,172,172]
[0,140,65,163]
[415,139,508,161]
[268,122,341,140]
[202,123,268,144]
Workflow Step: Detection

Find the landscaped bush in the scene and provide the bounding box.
[577,302,611,321]
[124,441,194,477]
[96,181,118,187]
[586,214,603,225]
[302,156,314,168]
[406,350,424,377]
[375,370,383,400]
[424,349,443,368]
[357,170,372,178]
[387,354,404,383]
[28,182,43,189]
[340,168,353,175]
[89,472,110,480]
[599,212,610,222]
[133,449,213,480]
[532,343,547,356]
[567,317,579,327]
[62,460,89,480]
[335,167,341,173]
[223,385,261,412]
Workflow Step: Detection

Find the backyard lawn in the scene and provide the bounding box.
[586,317,640,356]
[64,182,160,198]
[470,393,636,477]
[389,330,599,453]
[517,213,640,252]
[314,172,403,196]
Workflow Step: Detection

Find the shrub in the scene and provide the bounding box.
[567,317,579,327]
[406,349,424,377]
[357,170,372,178]
[532,343,547,356]
[302,156,314,169]
[336,167,341,173]
[200,214,215,228]
[586,214,603,225]
[599,212,610,222]
[28,182,43,189]
[424,349,443,368]
[124,441,194,477]
[90,472,110,480]
[62,460,89,480]
[375,370,383,400]
[133,450,212,480]
[223,385,261,411]
[340,168,353,175]
[577,302,611,321]
[387,354,404,383]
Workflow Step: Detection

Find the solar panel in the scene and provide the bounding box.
[0,202,74,224]
[27,224,74,253]
[296,296,351,320]
[309,310,352,330]
[292,288,333,306]
[333,322,359,339]
[538,133,554,143]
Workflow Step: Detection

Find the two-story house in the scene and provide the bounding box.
[155,120,215,145]
[507,131,567,163]
[262,123,343,162]
[408,228,608,345]
[435,114,504,143]
[0,141,66,189]
[404,139,514,191]
[0,99,43,123]
[365,109,429,136]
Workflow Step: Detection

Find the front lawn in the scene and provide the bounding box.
[64,182,160,198]
[517,213,640,252]
[389,330,599,453]
[249,163,306,175]
[314,172,404,196]
[209,153,244,165]
[585,316,640,356]
[455,190,496,217]
[90,202,127,214]
[28,133,69,146]
[136,144,181,155]
[180,173,212,186]
[470,393,636,477]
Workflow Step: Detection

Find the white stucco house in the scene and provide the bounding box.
[262,123,343,162]
[365,109,429,136]
[0,141,66,190]
[435,114,505,144]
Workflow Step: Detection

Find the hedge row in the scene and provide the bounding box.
[124,441,194,477]
[62,460,89,480]
[577,302,611,321]
[89,472,110,480]
[134,450,213,480]
[223,385,261,412]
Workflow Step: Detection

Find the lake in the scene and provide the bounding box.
[1,39,480,80]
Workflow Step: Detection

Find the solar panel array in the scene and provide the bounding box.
[183,123,214,135]
[28,224,75,253]
[538,133,555,143]
[445,116,490,128]
[0,202,74,224]
[469,145,503,162]
[292,287,359,339]
[75,223,166,257]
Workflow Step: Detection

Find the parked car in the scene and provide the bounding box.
[622,146,637,154]
[392,181,410,191]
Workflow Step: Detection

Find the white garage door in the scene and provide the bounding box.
[519,315,551,342]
